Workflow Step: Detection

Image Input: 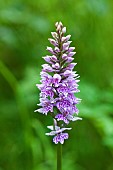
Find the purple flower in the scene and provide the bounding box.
[53,74,61,87]
[53,133,69,144]
[45,123,71,144]
[55,114,69,124]
[35,21,82,144]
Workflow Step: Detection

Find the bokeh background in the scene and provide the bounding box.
[0,0,113,170]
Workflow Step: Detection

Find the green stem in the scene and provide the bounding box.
[57,143,62,170]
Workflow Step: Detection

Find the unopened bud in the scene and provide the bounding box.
[48,38,57,46]
[62,35,71,42]
[62,27,66,33]
[62,54,68,60]
[54,47,60,53]
[52,63,60,69]
[68,47,75,52]
[51,55,57,62]
[66,57,74,63]
[56,24,61,32]
[59,21,63,27]
[68,52,76,57]
[55,22,59,27]
[51,32,58,39]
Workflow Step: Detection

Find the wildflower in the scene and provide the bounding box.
[35,21,82,144]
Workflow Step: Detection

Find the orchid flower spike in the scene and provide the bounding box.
[35,21,82,144]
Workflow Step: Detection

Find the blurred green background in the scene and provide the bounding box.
[0,0,113,170]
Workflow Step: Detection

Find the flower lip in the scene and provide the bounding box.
[53,133,69,144]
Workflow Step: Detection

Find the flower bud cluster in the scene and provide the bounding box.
[35,21,82,144]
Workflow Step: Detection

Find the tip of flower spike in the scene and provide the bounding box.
[56,21,63,32]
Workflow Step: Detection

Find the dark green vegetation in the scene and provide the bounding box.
[0,0,113,170]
